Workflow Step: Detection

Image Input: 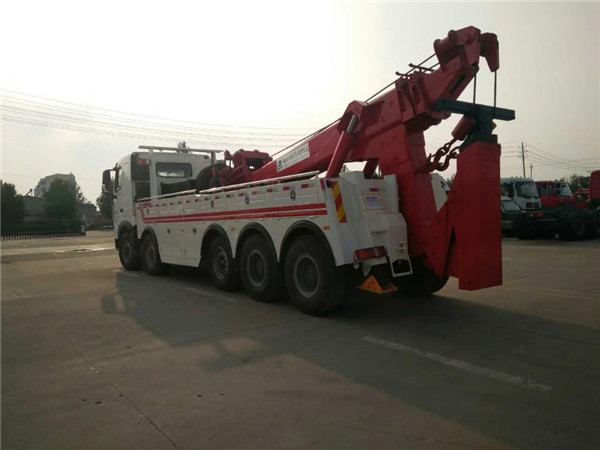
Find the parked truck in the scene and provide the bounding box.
[501,172,600,240]
[535,171,600,239]
[103,26,515,315]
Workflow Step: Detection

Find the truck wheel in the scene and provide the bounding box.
[284,235,346,316]
[118,231,142,270]
[393,259,448,297]
[559,214,586,240]
[142,234,167,276]
[586,217,600,239]
[240,234,284,303]
[207,235,240,291]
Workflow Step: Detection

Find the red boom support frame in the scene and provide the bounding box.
[222,26,509,291]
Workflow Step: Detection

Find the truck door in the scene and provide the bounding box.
[113,160,136,230]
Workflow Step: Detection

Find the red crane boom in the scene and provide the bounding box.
[218,26,514,291]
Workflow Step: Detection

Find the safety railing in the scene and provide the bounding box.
[1,219,86,240]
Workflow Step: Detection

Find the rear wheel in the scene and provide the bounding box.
[284,235,346,316]
[142,234,167,276]
[207,235,240,291]
[392,259,448,297]
[240,234,285,303]
[559,214,586,240]
[119,231,142,270]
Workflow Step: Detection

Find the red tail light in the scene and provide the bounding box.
[354,246,387,261]
[530,212,543,218]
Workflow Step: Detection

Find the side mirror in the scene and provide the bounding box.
[102,169,112,188]
[102,169,115,198]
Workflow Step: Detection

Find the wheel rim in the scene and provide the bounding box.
[146,245,157,266]
[293,254,319,297]
[213,247,229,280]
[122,242,132,262]
[247,249,266,287]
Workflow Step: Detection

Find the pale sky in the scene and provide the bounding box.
[1,1,598,203]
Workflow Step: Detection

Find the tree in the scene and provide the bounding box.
[44,179,78,219]
[74,183,87,205]
[446,172,456,188]
[96,192,113,218]
[568,174,590,192]
[1,181,25,228]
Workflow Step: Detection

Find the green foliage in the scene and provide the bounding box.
[44,179,78,219]
[1,181,25,226]
[568,174,590,192]
[96,192,113,219]
[74,183,87,205]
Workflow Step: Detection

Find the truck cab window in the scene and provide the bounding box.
[156,162,192,178]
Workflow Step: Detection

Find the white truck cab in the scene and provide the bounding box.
[500,177,541,210]
[103,145,220,251]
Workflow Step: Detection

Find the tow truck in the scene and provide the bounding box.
[103,26,515,315]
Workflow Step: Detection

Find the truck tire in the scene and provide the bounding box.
[196,163,227,191]
[284,235,346,316]
[585,216,600,239]
[559,214,586,240]
[392,259,448,297]
[240,234,285,303]
[207,235,240,291]
[142,234,167,276]
[514,216,534,240]
[118,231,142,270]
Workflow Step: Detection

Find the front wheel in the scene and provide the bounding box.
[142,234,167,276]
[119,231,142,270]
[284,235,346,316]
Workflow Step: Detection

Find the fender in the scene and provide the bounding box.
[200,224,229,261]
[237,223,277,259]
[280,220,335,264]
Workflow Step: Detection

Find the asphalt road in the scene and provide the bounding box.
[2,231,599,449]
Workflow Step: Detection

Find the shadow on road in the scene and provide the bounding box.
[101,268,600,450]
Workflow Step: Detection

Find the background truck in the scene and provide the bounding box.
[501,172,600,240]
[103,26,515,315]
[535,171,600,239]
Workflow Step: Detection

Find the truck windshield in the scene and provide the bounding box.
[515,181,539,199]
[156,162,192,178]
[557,184,572,197]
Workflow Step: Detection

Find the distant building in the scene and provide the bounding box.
[34,173,76,198]
[22,195,102,228]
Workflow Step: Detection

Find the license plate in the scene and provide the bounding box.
[362,194,383,210]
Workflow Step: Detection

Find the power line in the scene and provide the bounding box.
[2,89,317,131]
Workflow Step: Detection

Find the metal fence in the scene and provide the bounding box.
[1,219,86,240]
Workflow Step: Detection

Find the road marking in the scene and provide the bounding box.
[362,336,552,392]
[112,269,140,278]
[184,287,237,302]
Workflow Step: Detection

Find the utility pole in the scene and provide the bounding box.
[521,142,526,177]
[530,163,533,178]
